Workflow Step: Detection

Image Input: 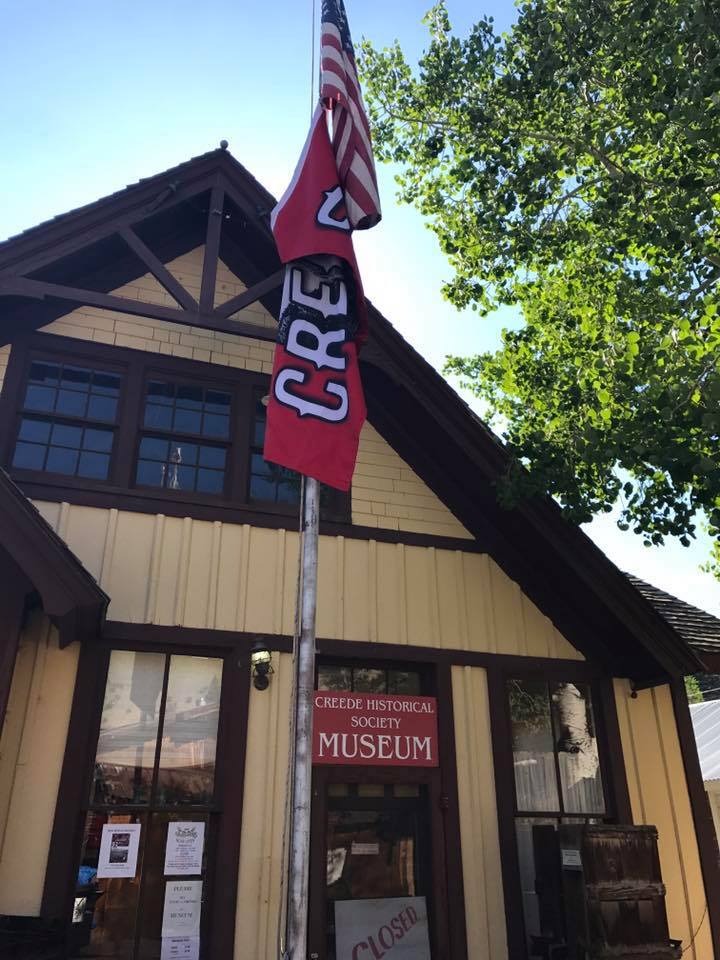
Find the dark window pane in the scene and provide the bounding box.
[24,384,56,412]
[83,428,114,453]
[198,446,226,469]
[46,446,79,475]
[167,465,196,490]
[317,666,352,691]
[173,408,202,433]
[508,678,560,812]
[87,395,117,422]
[56,389,87,417]
[139,437,169,461]
[205,390,231,413]
[51,423,82,448]
[196,469,224,494]
[251,452,272,478]
[353,668,387,693]
[253,417,266,446]
[12,441,46,471]
[144,403,173,430]
[277,480,300,504]
[78,451,110,480]
[147,381,174,404]
[29,361,59,386]
[550,682,605,814]
[92,372,121,396]
[250,475,277,502]
[137,460,165,487]
[61,366,91,391]
[388,671,422,695]
[169,441,198,465]
[202,413,229,438]
[176,384,203,409]
[18,418,51,443]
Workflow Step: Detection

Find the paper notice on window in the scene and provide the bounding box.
[164,822,205,876]
[96,823,142,879]
[161,937,200,960]
[162,880,202,939]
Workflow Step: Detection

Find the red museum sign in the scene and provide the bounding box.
[312,692,439,767]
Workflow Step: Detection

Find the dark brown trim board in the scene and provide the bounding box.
[435,661,469,960]
[670,678,720,958]
[42,643,109,920]
[0,469,107,647]
[0,559,30,728]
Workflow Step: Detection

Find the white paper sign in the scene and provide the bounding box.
[351,842,379,856]
[335,896,431,960]
[561,848,583,869]
[96,823,142,879]
[161,937,200,960]
[164,822,205,876]
[162,880,202,938]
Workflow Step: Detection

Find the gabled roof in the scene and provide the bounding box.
[0,469,108,645]
[690,701,720,781]
[0,148,706,680]
[628,575,720,656]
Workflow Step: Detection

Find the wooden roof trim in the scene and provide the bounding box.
[0,470,108,646]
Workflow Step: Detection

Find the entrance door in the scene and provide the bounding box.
[309,768,450,960]
[69,650,223,960]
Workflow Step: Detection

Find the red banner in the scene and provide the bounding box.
[312,692,439,767]
[265,104,367,492]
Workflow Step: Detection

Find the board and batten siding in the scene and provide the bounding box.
[0,612,78,916]
[31,501,580,659]
[615,680,713,960]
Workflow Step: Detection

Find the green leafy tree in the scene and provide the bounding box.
[685,675,704,704]
[360,0,720,573]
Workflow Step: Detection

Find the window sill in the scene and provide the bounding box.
[7,469,351,527]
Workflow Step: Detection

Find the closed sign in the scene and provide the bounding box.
[335,897,431,959]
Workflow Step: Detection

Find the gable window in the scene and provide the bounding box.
[248,387,300,506]
[3,335,349,523]
[11,359,121,480]
[136,379,232,495]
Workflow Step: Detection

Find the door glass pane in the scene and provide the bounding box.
[508,678,560,812]
[550,682,606,814]
[157,656,223,805]
[92,652,165,806]
[73,811,145,959]
[326,809,419,901]
[136,812,210,960]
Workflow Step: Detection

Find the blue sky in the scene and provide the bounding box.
[1,0,718,614]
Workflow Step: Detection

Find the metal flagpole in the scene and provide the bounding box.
[283,4,320,957]
[285,475,319,958]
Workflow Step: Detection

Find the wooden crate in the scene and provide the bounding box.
[559,824,681,960]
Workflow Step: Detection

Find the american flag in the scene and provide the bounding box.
[320,0,382,231]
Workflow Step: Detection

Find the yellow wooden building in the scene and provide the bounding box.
[0,149,717,960]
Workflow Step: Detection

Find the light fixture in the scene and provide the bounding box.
[250,639,273,690]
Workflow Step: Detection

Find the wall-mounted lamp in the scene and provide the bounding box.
[251,639,273,691]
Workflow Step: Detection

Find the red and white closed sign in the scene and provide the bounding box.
[312,693,439,767]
